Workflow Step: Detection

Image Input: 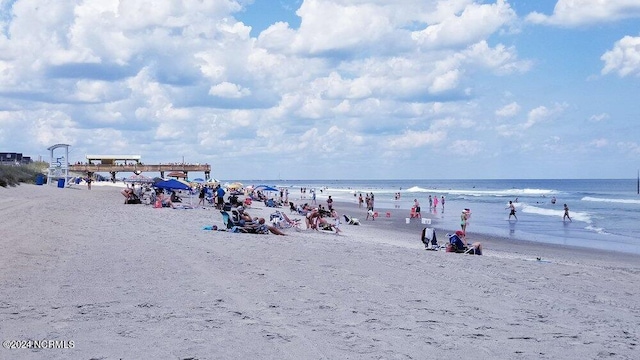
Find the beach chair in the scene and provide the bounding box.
[446,232,480,254]
[343,214,360,225]
[221,211,246,229]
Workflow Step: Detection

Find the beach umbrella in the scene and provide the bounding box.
[206,178,220,186]
[191,178,205,183]
[254,184,278,192]
[154,178,192,191]
[227,182,243,190]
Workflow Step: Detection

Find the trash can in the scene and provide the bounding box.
[35,174,45,185]
[57,178,65,188]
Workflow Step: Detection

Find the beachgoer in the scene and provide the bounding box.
[358,194,363,208]
[216,186,225,209]
[86,177,92,190]
[366,208,375,221]
[507,201,517,220]
[121,185,134,203]
[414,199,421,218]
[243,217,286,235]
[433,196,439,209]
[428,195,432,209]
[450,230,483,255]
[332,210,342,235]
[563,204,572,222]
[441,195,445,210]
[306,208,321,229]
[460,209,470,233]
[198,187,205,206]
[326,195,332,210]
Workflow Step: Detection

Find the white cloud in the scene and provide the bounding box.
[589,113,610,122]
[524,103,567,129]
[495,102,520,117]
[526,0,640,27]
[386,130,447,150]
[411,0,516,49]
[601,36,640,77]
[617,141,640,155]
[209,82,251,98]
[591,138,608,148]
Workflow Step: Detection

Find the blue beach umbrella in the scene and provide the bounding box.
[154,178,192,191]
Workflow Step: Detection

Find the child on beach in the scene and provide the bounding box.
[332,210,342,235]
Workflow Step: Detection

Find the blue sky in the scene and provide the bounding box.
[1,0,639,180]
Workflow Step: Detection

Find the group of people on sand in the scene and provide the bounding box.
[303,207,342,234]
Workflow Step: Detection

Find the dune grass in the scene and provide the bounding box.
[0,162,48,188]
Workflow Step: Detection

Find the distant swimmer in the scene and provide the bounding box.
[507,201,517,220]
[563,204,572,222]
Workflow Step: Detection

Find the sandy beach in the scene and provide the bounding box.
[1,183,639,360]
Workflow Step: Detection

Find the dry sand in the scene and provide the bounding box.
[1,183,639,360]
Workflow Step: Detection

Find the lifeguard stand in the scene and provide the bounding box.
[47,144,70,187]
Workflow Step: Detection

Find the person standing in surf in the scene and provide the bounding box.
[563,204,572,222]
[507,201,517,220]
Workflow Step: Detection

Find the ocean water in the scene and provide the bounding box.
[241,179,640,255]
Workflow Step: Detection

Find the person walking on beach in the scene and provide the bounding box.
[198,187,206,206]
[413,199,421,218]
[327,195,333,211]
[563,204,572,222]
[441,195,445,210]
[507,201,517,220]
[428,195,433,209]
[358,194,363,208]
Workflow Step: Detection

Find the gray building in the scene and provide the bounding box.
[0,152,32,165]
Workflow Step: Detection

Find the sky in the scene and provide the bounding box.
[1,0,640,180]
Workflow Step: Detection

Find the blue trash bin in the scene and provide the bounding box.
[35,174,45,185]
[57,178,65,188]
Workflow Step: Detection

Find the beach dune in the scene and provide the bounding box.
[1,184,639,359]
